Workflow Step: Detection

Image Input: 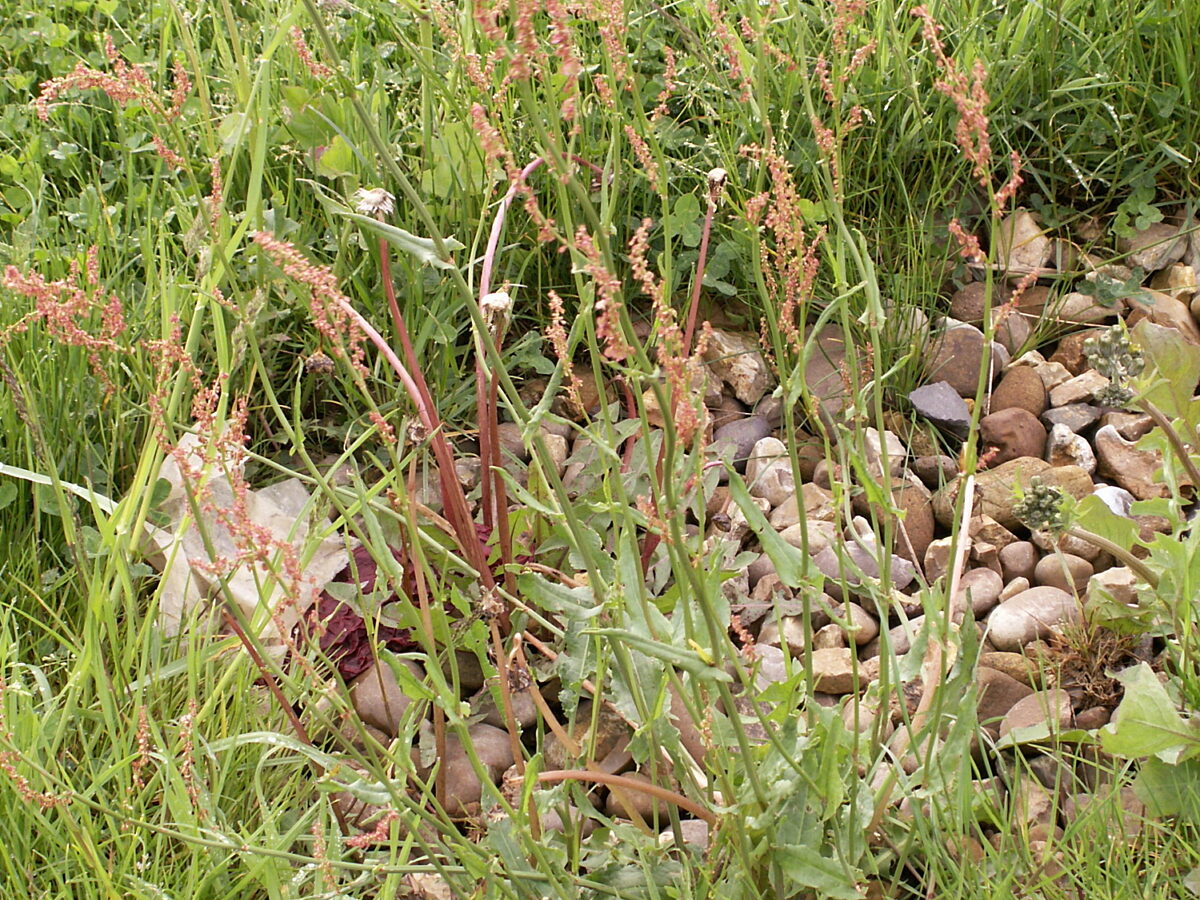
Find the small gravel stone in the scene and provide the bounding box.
[1034,552,1093,594]
[990,366,1049,418]
[986,586,1082,651]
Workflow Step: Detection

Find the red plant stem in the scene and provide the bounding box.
[332,295,493,588]
[682,188,717,355]
[473,154,604,594]
[378,237,405,347]
[538,770,717,826]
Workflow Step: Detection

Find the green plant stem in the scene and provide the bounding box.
[1065,526,1159,588]
[1139,397,1200,489]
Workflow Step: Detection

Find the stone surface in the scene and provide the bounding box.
[926,324,1005,397]
[778,519,837,555]
[980,651,1042,688]
[803,326,854,419]
[1118,221,1187,272]
[605,771,667,823]
[996,209,1052,273]
[813,540,916,599]
[812,623,846,649]
[999,541,1039,583]
[541,432,569,476]
[999,688,1073,740]
[1089,565,1140,606]
[350,658,424,737]
[768,483,836,530]
[924,537,953,583]
[1126,289,1200,344]
[559,371,611,420]
[953,566,1004,618]
[1041,403,1102,434]
[1048,330,1101,376]
[709,394,747,431]
[659,819,710,850]
[976,666,1035,736]
[1055,291,1117,324]
[1094,424,1167,500]
[419,724,517,818]
[809,647,857,694]
[1034,552,1094,595]
[948,282,993,325]
[980,407,1047,466]
[1099,411,1154,441]
[898,481,938,566]
[933,458,1093,529]
[1000,576,1030,600]
[746,437,794,507]
[1045,422,1096,473]
[986,586,1082,651]
[990,366,1048,418]
[864,427,907,478]
[1151,262,1197,303]
[1049,370,1110,408]
[912,455,960,489]
[703,329,774,405]
[1092,484,1136,516]
[842,602,881,645]
[1032,360,1074,391]
[712,414,773,473]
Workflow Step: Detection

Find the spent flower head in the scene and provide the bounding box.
[1084,323,1144,406]
[1012,477,1070,535]
[353,187,395,218]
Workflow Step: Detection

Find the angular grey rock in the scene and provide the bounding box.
[909,381,971,437]
[1041,403,1102,434]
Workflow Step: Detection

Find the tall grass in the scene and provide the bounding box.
[0,0,1197,896]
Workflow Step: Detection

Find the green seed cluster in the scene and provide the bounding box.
[1013,477,1070,534]
[1084,324,1145,408]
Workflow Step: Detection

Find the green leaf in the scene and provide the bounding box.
[0,481,17,511]
[1074,494,1143,551]
[1131,320,1200,421]
[588,628,731,682]
[777,848,864,899]
[1101,663,1200,762]
[1132,757,1200,822]
[314,134,356,178]
[337,210,464,270]
[727,468,810,588]
[515,572,599,618]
